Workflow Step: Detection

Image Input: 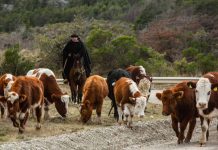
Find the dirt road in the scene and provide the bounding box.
[0,118,217,150]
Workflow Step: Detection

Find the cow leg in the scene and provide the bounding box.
[96,99,103,124]
[179,118,190,144]
[44,103,50,120]
[199,117,208,145]
[10,117,19,128]
[171,116,180,143]
[19,112,28,133]
[117,106,123,125]
[206,119,210,141]
[0,105,4,118]
[35,106,42,130]
[123,105,130,125]
[185,117,196,143]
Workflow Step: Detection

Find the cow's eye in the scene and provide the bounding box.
[195,90,198,93]
[207,91,210,95]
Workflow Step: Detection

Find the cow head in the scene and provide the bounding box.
[156,89,184,116]
[4,80,14,96]
[129,96,147,118]
[138,77,152,100]
[187,78,218,110]
[80,100,92,123]
[52,94,70,118]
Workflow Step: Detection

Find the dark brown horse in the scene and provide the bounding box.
[69,54,86,104]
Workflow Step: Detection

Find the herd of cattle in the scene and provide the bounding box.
[0,66,218,146]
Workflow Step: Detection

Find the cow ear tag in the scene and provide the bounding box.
[213,87,218,91]
[189,85,192,88]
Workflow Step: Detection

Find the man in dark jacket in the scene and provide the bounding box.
[62,34,91,83]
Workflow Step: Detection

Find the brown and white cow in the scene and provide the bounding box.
[7,76,44,133]
[26,68,70,118]
[156,81,198,144]
[0,74,16,118]
[126,65,152,100]
[114,77,147,128]
[80,75,108,123]
[187,72,218,145]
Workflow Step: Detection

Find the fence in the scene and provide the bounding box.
[56,77,200,85]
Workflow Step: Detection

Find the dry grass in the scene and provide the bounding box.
[0,84,164,144]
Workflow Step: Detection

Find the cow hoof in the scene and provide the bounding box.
[127,125,133,130]
[36,124,41,130]
[184,138,190,143]
[123,120,128,125]
[13,122,19,128]
[19,127,24,134]
[177,139,183,144]
[199,140,206,146]
[118,121,122,125]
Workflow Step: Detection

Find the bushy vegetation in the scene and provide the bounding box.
[0,0,217,76]
[0,44,34,75]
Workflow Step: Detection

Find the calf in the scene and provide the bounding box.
[156,81,198,144]
[187,72,218,145]
[80,75,108,123]
[126,65,152,99]
[114,77,147,128]
[106,68,131,119]
[27,68,70,118]
[7,76,44,133]
[0,74,16,118]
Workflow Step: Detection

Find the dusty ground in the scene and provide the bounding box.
[0,84,162,144]
[0,84,217,149]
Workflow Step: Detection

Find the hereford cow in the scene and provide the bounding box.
[27,68,70,118]
[187,72,218,145]
[114,77,147,128]
[156,81,198,144]
[106,68,131,119]
[7,76,44,133]
[0,74,16,118]
[126,65,152,99]
[80,75,108,123]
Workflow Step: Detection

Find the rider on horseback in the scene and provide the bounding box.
[62,34,91,83]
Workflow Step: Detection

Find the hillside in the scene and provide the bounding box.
[0,0,217,76]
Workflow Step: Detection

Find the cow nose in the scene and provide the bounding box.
[199,102,206,108]
[139,115,144,118]
[162,112,169,116]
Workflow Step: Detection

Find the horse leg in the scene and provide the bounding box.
[70,82,77,104]
[78,84,84,104]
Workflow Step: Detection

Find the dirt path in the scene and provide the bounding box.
[0,118,217,150]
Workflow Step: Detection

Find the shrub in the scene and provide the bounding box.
[0,44,34,75]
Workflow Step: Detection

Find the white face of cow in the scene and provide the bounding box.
[4,80,14,96]
[134,96,147,117]
[195,78,211,109]
[7,92,19,104]
[138,78,151,98]
[61,95,70,111]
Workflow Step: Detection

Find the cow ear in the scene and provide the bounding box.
[129,97,136,104]
[19,94,27,102]
[211,83,218,92]
[136,76,140,80]
[173,91,184,99]
[85,101,90,108]
[156,93,162,100]
[187,81,196,89]
[51,94,60,101]
[0,96,6,103]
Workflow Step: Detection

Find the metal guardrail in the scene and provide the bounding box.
[56,77,200,85]
[151,77,200,84]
